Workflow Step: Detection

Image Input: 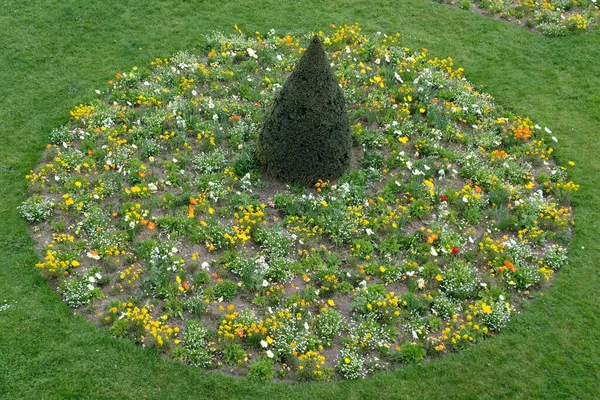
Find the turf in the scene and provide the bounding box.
[0,1,599,399]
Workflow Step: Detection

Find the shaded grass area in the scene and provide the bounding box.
[0,1,599,398]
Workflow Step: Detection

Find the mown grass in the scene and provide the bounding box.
[0,1,599,398]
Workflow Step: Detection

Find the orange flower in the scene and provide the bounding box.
[189,197,197,205]
[183,282,190,291]
[236,328,244,338]
[147,221,156,230]
[504,260,517,273]
[140,219,148,226]
[115,73,122,79]
[427,233,438,244]
[188,205,195,218]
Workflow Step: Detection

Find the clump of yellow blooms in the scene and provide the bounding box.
[217,309,268,342]
[298,350,328,378]
[70,104,95,121]
[538,202,572,228]
[124,305,179,347]
[119,264,142,284]
[224,204,266,245]
[35,234,79,274]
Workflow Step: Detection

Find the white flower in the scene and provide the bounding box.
[266,350,274,358]
[86,252,100,260]
[430,247,438,257]
[87,284,95,291]
[246,48,258,59]
[365,228,374,236]
[417,278,425,289]
[262,280,269,287]
[95,89,101,94]
[260,340,268,348]
[201,262,210,271]
[191,90,197,96]
[552,136,558,142]
[304,322,309,330]
[88,276,96,283]
[544,127,552,134]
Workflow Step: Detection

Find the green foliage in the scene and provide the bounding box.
[184,320,213,367]
[248,358,275,381]
[257,36,351,185]
[222,342,246,365]
[314,308,343,347]
[214,279,238,301]
[391,342,426,364]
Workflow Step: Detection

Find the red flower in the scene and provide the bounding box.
[452,246,460,254]
[441,195,447,202]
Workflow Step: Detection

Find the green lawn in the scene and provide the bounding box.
[1,1,599,399]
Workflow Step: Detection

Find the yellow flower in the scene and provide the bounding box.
[321,200,328,207]
[568,161,575,166]
[327,299,335,307]
[481,303,493,314]
[379,266,386,273]
[398,136,408,144]
[344,357,351,364]
[71,260,80,267]
[435,274,443,281]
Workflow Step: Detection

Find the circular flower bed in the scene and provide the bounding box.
[22,24,577,381]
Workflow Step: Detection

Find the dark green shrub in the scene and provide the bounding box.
[257,36,351,185]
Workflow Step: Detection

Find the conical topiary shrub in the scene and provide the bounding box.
[257,35,352,185]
